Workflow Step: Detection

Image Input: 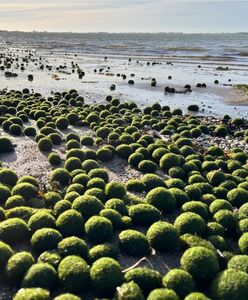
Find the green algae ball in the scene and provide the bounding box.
[0,240,13,268]
[56,209,84,237]
[13,288,50,300]
[6,251,35,284]
[181,246,219,281]
[185,292,210,300]
[89,243,119,262]
[147,221,179,252]
[227,255,248,273]
[128,204,161,226]
[238,232,248,254]
[12,183,38,200]
[141,174,166,191]
[124,268,162,295]
[28,211,56,233]
[85,216,113,244]
[0,218,29,244]
[227,188,248,208]
[58,236,88,259]
[49,168,71,187]
[22,263,57,290]
[53,294,80,300]
[119,229,150,257]
[147,288,179,300]
[105,181,127,199]
[31,228,62,254]
[116,281,144,300]
[72,195,104,220]
[90,257,123,296]
[0,168,18,186]
[160,153,181,171]
[210,269,248,300]
[174,212,206,236]
[162,269,195,299]
[58,255,90,292]
[146,187,176,213]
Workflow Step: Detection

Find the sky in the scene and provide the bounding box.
[0,0,247,33]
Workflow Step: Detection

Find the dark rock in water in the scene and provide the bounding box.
[130,74,135,77]
[128,80,135,85]
[122,75,127,80]
[188,104,199,112]
[151,80,157,87]
[196,83,202,88]
[214,80,219,84]
[184,84,191,90]
[147,62,150,65]
[110,84,116,91]
[228,79,232,82]
[5,71,18,78]
[128,58,132,62]
[202,83,207,88]
[198,65,201,68]
[28,74,33,81]
[168,76,172,80]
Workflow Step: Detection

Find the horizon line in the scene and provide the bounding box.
[0,30,247,35]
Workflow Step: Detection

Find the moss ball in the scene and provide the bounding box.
[163,269,195,299]
[85,216,113,244]
[38,138,53,152]
[53,294,80,300]
[6,251,35,284]
[238,232,248,254]
[31,228,62,254]
[0,218,29,244]
[125,179,146,193]
[174,212,206,236]
[124,268,162,295]
[54,200,71,216]
[12,182,37,200]
[72,194,104,219]
[116,144,133,159]
[0,168,18,186]
[105,181,126,199]
[146,187,176,213]
[227,255,248,273]
[56,117,69,130]
[147,221,179,252]
[210,269,248,300]
[58,255,90,292]
[128,204,161,226]
[49,168,71,187]
[185,292,210,300]
[227,188,248,208]
[89,243,119,262]
[90,257,123,296]
[105,198,128,215]
[141,174,166,191]
[160,153,181,171]
[0,240,13,269]
[43,192,62,208]
[56,209,84,237]
[88,168,109,183]
[81,159,99,173]
[38,250,61,268]
[128,153,144,168]
[169,188,190,207]
[81,135,94,146]
[96,147,113,162]
[213,209,237,234]
[181,201,209,220]
[116,281,144,300]
[28,211,56,233]
[209,200,233,215]
[119,229,150,257]
[0,137,14,153]
[181,246,219,282]
[22,263,57,290]
[147,288,179,300]
[138,160,157,173]
[0,184,11,204]
[13,288,50,300]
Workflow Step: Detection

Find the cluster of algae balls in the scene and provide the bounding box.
[0,89,248,299]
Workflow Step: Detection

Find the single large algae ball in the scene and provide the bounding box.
[57,236,88,259]
[6,251,35,285]
[238,232,248,254]
[174,212,206,235]
[89,243,119,262]
[49,168,71,187]
[119,229,151,256]
[147,288,179,300]
[128,204,161,226]
[210,269,248,300]
[12,183,38,200]
[85,216,113,244]
[90,257,123,296]
[53,294,80,300]
[0,218,29,244]
[56,209,84,237]
[162,269,196,298]
[0,168,18,186]
[72,195,104,220]
[105,181,127,199]
[146,187,176,213]
[22,263,57,290]
[160,153,181,171]
[180,246,219,282]
[116,281,144,300]
[58,255,90,292]
[185,292,210,300]
[0,136,14,153]
[13,288,51,300]
[124,267,162,295]
[31,228,62,254]
[0,241,13,268]
[146,221,179,252]
[227,255,248,273]
[227,188,248,207]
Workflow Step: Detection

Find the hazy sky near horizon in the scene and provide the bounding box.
[0,0,247,33]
